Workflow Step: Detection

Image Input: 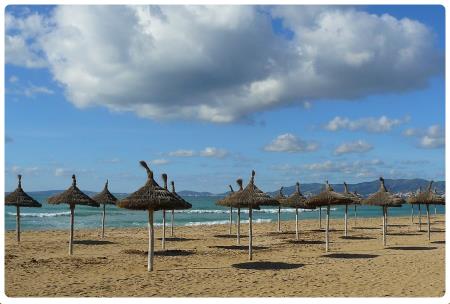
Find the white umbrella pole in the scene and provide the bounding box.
[162,210,166,250]
[325,205,330,252]
[426,204,431,241]
[237,208,241,245]
[344,204,348,237]
[249,206,253,261]
[69,205,74,255]
[101,204,106,239]
[382,206,386,247]
[410,204,414,225]
[229,206,233,235]
[434,205,437,216]
[385,207,388,234]
[170,210,174,237]
[148,209,154,272]
[354,205,357,227]
[418,204,422,231]
[295,208,299,241]
[277,206,281,232]
[16,205,21,243]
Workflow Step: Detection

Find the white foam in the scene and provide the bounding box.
[7,211,71,218]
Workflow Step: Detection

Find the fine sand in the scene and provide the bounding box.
[5,214,445,297]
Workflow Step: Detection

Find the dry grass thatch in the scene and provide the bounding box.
[117,161,184,211]
[47,175,99,207]
[407,181,445,205]
[280,182,313,209]
[342,182,362,205]
[306,181,354,208]
[362,177,405,207]
[170,181,192,210]
[5,175,42,208]
[92,180,118,205]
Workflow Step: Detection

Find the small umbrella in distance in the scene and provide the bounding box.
[279,182,315,241]
[92,180,118,239]
[117,161,181,271]
[341,182,361,237]
[5,175,42,242]
[168,180,192,237]
[272,187,286,232]
[47,174,99,255]
[216,184,235,235]
[362,177,405,247]
[306,181,354,252]
[225,170,276,260]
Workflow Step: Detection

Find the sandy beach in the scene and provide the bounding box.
[4,215,445,297]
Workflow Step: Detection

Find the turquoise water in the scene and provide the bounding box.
[5,194,445,231]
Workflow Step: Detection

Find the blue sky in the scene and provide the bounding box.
[5,5,445,193]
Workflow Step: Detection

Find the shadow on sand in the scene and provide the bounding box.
[121,249,195,256]
[339,236,376,240]
[387,233,421,236]
[266,231,296,236]
[431,240,445,244]
[323,253,378,259]
[209,245,268,250]
[156,237,198,242]
[352,227,381,230]
[213,234,247,239]
[232,261,304,270]
[285,239,325,245]
[72,240,115,245]
[387,246,437,251]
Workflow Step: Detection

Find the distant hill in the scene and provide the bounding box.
[7,178,445,198]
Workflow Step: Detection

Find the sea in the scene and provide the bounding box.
[4,194,445,231]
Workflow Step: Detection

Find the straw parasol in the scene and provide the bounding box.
[117,161,181,271]
[5,175,42,242]
[407,188,422,229]
[273,187,286,232]
[352,191,362,227]
[216,185,235,235]
[407,181,444,241]
[223,170,277,260]
[92,180,117,239]
[341,182,361,237]
[361,177,405,247]
[47,174,99,255]
[169,180,192,237]
[306,181,354,252]
[279,182,315,240]
[261,186,281,233]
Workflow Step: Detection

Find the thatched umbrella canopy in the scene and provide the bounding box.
[168,180,192,237]
[224,170,277,260]
[341,182,361,237]
[407,187,422,229]
[5,175,42,242]
[48,174,99,255]
[92,180,117,239]
[306,181,354,252]
[362,177,405,247]
[272,187,285,232]
[279,182,314,240]
[351,191,362,227]
[407,181,444,240]
[216,184,235,235]
[117,161,181,271]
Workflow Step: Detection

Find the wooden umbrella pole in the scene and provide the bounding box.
[278,206,281,232]
[325,205,330,252]
[382,206,385,247]
[162,210,166,250]
[148,209,154,272]
[418,204,422,231]
[249,206,253,261]
[237,208,241,245]
[344,204,348,237]
[426,204,431,241]
[385,207,388,234]
[69,205,74,255]
[16,205,21,243]
[410,204,414,225]
[229,206,232,235]
[319,207,322,229]
[295,208,299,241]
[101,204,106,239]
[171,210,174,237]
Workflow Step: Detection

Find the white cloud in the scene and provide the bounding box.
[168,149,196,157]
[54,167,71,177]
[334,140,373,155]
[5,6,442,123]
[403,124,444,149]
[324,115,409,133]
[264,133,318,153]
[9,165,40,176]
[152,158,170,165]
[199,147,228,158]
[24,84,54,97]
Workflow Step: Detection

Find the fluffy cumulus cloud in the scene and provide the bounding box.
[325,115,409,132]
[334,140,373,155]
[264,133,318,153]
[5,6,442,122]
[404,124,444,149]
